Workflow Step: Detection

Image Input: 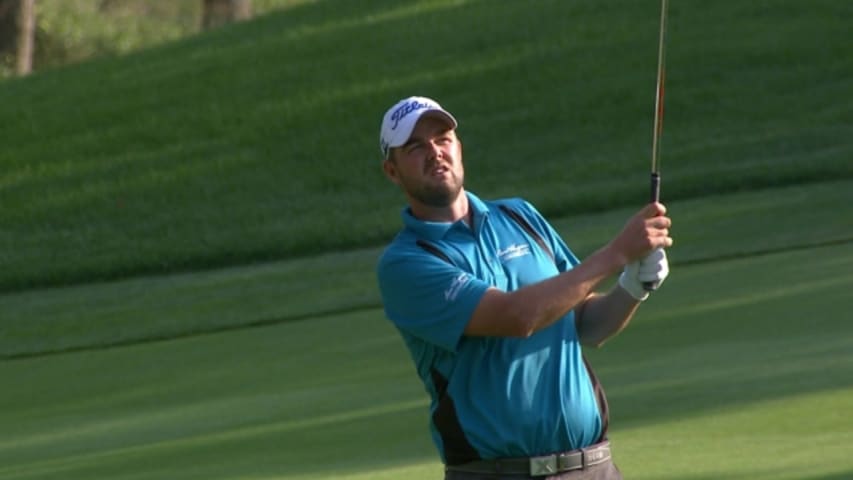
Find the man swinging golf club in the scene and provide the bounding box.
[376,93,672,479]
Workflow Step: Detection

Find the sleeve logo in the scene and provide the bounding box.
[444,272,472,301]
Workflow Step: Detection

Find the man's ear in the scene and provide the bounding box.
[382,158,400,185]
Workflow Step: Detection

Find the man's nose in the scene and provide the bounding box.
[426,140,442,159]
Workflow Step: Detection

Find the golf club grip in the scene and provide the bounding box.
[644,172,661,291]
[649,172,660,204]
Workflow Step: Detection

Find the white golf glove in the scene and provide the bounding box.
[618,248,669,301]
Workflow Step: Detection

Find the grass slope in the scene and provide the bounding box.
[2,179,850,358]
[1,0,851,290]
[1,241,851,479]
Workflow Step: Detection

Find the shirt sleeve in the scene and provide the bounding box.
[377,246,490,352]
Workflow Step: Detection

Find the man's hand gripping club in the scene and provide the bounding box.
[612,203,672,301]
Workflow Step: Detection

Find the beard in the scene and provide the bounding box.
[402,169,464,208]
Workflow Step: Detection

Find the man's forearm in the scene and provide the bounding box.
[467,201,672,339]
[466,245,623,337]
[509,245,626,336]
[576,286,641,347]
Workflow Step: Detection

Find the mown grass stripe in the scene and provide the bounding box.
[3,237,850,362]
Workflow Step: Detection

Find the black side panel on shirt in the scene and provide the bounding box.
[416,239,454,265]
[430,368,481,465]
[583,355,610,441]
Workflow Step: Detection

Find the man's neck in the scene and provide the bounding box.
[409,190,470,225]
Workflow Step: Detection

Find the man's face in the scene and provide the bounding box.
[383,115,464,208]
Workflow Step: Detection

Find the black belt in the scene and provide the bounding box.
[445,441,611,477]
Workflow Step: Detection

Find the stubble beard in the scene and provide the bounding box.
[406,169,464,208]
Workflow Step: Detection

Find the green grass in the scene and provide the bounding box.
[1,239,851,479]
[2,2,852,479]
[602,244,853,480]
[1,0,851,290]
[1,183,852,479]
[2,179,850,359]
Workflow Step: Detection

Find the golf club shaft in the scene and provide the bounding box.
[651,0,667,191]
[644,0,668,292]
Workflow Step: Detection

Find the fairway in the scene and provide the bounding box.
[3,180,851,360]
[1,223,851,479]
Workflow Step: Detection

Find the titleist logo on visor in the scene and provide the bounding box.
[390,100,431,130]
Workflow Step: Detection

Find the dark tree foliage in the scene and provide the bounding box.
[0,0,19,57]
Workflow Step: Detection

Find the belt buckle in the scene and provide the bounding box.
[529,454,558,476]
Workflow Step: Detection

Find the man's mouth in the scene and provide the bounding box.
[429,165,450,177]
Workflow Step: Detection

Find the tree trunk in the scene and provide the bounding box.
[202,0,252,30]
[233,0,251,21]
[15,0,34,75]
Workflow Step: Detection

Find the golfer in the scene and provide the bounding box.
[376,96,672,479]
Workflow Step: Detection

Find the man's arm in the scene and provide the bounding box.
[574,288,640,347]
[465,203,672,338]
[465,244,623,337]
[575,247,670,346]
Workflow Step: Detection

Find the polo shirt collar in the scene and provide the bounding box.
[402,191,489,242]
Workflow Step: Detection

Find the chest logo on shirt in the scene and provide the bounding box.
[497,243,531,262]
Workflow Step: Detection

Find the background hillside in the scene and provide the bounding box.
[1,0,851,291]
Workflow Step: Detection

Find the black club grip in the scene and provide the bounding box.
[643,172,661,292]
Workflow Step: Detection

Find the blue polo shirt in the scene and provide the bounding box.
[377,192,603,464]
